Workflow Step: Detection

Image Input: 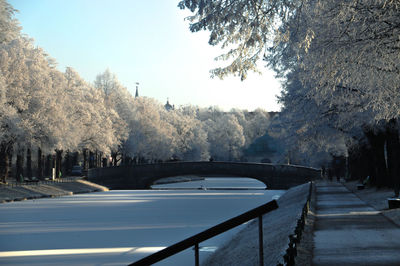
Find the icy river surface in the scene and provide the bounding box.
[0,177,284,265]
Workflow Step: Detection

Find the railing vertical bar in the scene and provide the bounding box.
[194,243,199,266]
[259,215,264,266]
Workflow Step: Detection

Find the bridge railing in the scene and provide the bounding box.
[128,199,279,266]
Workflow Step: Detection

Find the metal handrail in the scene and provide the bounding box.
[129,199,279,266]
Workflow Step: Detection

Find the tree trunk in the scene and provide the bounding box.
[45,154,52,178]
[98,151,101,167]
[26,146,32,180]
[347,146,360,181]
[95,150,100,168]
[55,149,63,178]
[72,151,79,166]
[111,151,118,166]
[37,148,44,179]
[349,144,372,183]
[120,152,125,166]
[94,150,97,168]
[89,151,94,168]
[83,148,89,172]
[365,129,388,187]
[16,148,24,182]
[64,150,72,176]
[8,145,13,176]
[386,119,400,196]
[0,141,11,183]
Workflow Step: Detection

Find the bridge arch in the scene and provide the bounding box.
[88,162,320,190]
[152,175,269,189]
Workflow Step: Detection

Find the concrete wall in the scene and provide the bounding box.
[88,162,321,190]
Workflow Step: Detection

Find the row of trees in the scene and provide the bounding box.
[0,0,275,182]
[179,0,400,195]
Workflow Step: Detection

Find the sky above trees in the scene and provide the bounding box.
[9,0,282,111]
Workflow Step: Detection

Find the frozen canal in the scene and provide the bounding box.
[0,177,284,265]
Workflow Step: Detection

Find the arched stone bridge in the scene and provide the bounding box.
[87,162,320,190]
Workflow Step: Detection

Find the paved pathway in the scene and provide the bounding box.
[312,182,400,265]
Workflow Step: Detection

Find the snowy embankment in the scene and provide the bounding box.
[0,179,108,203]
[343,181,400,226]
[203,183,311,266]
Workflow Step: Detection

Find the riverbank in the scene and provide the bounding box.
[0,176,206,204]
[203,182,311,266]
[0,179,109,203]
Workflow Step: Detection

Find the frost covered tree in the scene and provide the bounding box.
[164,108,209,161]
[0,73,22,182]
[231,108,271,148]
[178,0,299,80]
[0,2,124,180]
[269,0,400,189]
[78,86,120,167]
[1,32,124,178]
[0,36,68,179]
[271,75,351,167]
[94,68,119,98]
[295,1,400,122]
[206,114,245,161]
[0,0,20,44]
[125,97,176,163]
[197,106,224,122]
[179,0,400,124]
[94,69,130,165]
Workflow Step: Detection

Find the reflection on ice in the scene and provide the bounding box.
[0,246,166,257]
[59,200,152,204]
[0,221,213,235]
[198,246,218,252]
[272,195,281,200]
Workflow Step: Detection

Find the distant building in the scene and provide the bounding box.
[135,82,139,98]
[165,98,174,111]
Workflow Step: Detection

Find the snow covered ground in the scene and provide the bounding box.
[342,180,400,226]
[203,183,311,266]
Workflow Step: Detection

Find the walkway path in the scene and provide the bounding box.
[312,182,400,265]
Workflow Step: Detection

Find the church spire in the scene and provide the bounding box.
[135,82,139,98]
[165,97,174,111]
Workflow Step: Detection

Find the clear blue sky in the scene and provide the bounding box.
[10,0,282,111]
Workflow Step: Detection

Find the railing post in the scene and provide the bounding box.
[194,243,199,266]
[259,215,264,266]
